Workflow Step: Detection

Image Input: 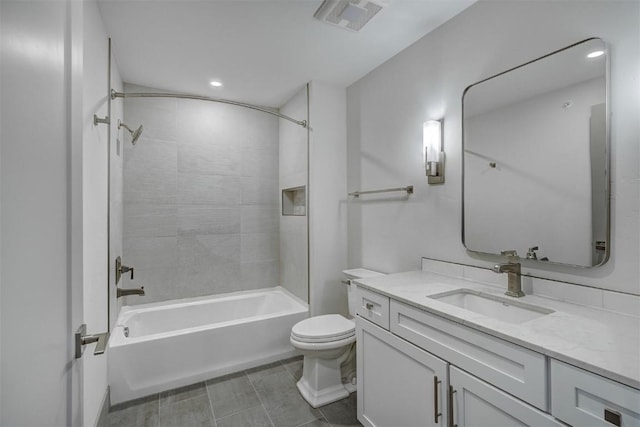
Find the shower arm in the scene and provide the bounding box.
[111,90,307,128]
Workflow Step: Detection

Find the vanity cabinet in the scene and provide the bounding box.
[389,300,548,410]
[550,360,640,426]
[357,318,448,427]
[355,285,639,427]
[449,366,563,426]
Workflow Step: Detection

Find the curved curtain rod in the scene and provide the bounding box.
[110,89,307,128]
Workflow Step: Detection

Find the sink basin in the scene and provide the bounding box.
[429,289,554,324]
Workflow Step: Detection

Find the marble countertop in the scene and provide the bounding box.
[353,270,640,390]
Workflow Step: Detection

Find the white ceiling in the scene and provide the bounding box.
[98,0,475,108]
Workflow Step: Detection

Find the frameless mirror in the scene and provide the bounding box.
[462,38,609,268]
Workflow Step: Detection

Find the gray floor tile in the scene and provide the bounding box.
[318,393,361,427]
[160,382,207,406]
[158,394,215,427]
[295,419,330,427]
[280,357,303,382]
[207,371,262,419]
[104,358,358,427]
[257,384,321,427]
[246,363,296,394]
[106,394,159,427]
[216,405,273,427]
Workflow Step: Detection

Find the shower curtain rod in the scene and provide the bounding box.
[110,89,307,128]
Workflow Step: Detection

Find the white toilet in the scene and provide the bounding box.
[290,268,384,408]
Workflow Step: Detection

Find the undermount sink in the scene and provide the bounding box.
[429,289,554,324]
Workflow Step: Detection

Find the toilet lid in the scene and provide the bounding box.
[291,314,355,342]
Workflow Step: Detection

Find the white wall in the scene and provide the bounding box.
[347,1,640,295]
[309,81,348,316]
[0,1,83,425]
[279,85,309,303]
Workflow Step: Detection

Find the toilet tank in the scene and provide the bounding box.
[342,268,385,317]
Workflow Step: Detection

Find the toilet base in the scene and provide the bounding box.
[295,346,354,408]
[296,377,349,408]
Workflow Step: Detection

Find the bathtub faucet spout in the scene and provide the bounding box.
[117,286,145,298]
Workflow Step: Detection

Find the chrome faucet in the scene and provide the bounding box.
[526,246,539,260]
[492,250,524,298]
[117,286,145,298]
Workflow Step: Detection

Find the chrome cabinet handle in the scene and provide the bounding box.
[365,302,374,310]
[434,376,442,423]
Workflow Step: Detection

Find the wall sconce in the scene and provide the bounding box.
[423,119,444,184]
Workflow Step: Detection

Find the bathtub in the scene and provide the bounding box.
[108,286,308,404]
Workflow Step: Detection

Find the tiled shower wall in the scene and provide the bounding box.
[122,84,280,304]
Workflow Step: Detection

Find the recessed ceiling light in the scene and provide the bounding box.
[587,50,604,59]
[209,80,223,88]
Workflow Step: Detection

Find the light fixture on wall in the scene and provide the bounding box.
[423,119,444,184]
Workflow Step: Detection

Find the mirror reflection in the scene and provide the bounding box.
[462,38,608,268]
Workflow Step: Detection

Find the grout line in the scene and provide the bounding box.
[245,371,276,427]
[204,382,218,427]
[279,359,298,384]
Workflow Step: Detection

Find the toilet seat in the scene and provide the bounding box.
[291,314,355,343]
[290,334,356,352]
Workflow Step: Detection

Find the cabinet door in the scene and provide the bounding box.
[551,360,640,427]
[449,366,564,427]
[357,318,448,427]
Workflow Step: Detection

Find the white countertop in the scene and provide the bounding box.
[354,270,640,390]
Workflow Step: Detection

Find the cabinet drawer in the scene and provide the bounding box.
[390,300,547,411]
[450,366,564,427]
[551,360,640,427]
[356,286,390,330]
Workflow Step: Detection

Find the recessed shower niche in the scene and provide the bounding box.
[282,186,306,216]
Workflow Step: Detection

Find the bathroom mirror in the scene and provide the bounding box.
[462,38,609,268]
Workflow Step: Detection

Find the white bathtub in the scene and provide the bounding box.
[108,286,308,404]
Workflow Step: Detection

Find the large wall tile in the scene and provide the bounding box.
[241,177,278,205]
[177,206,240,235]
[124,203,177,238]
[123,138,177,204]
[178,173,242,206]
[241,232,279,263]
[241,206,279,234]
[241,260,280,290]
[178,136,241,177]
[124,236,178,272]
[241,147,279,178]
[123,87,282,304]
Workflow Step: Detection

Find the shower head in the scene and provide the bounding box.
[118,120,144,145]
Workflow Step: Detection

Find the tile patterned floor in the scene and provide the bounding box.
[101,356,362,427]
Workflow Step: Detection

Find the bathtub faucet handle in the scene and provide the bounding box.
[115,256,134,284]
[121,265,134,280]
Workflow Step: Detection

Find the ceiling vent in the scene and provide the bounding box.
[314,0,390,32]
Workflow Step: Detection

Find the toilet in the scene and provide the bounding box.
[290,268,384,408]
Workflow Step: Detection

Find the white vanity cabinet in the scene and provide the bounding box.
[355,284,639,427]
[449,366,563,427]
[357,318,448,427]
[550,360,640,427]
